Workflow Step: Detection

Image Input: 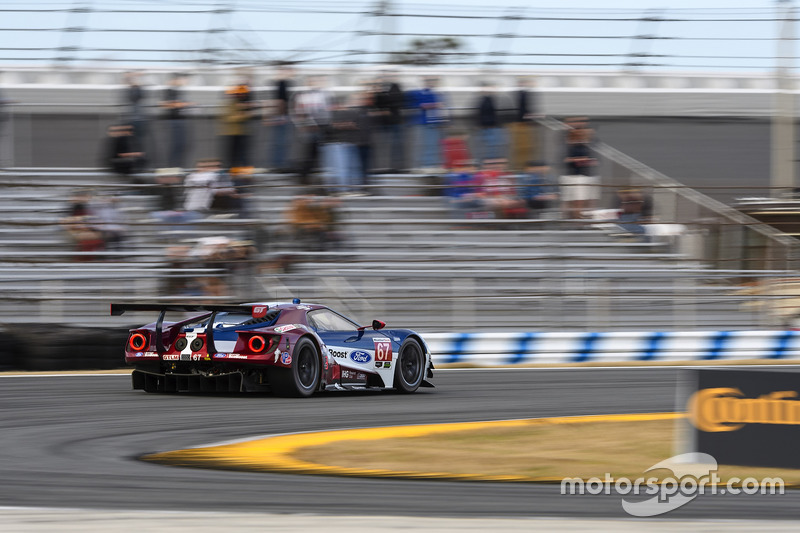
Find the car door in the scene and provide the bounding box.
[307,308,393,379]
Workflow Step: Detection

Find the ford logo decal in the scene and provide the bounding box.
[213,353,227,359]
[350,350,371,364]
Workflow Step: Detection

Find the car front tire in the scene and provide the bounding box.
[394,338,424,393]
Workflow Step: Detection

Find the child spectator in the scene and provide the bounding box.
[475,158,526,219]
[613,188,654,238]
[444,159,484,218]
[517,160,558,218]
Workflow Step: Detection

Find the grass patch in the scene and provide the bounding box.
[292,419,800,484]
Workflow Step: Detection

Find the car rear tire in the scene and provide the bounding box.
[272,338,320,397]
[394,338,424,393]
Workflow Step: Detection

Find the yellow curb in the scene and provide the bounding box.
[142,412,685,483]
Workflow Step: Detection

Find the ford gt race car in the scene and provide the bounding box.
[111,301,434,397]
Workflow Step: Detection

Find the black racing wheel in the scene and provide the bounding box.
[272,337,320,397]
[394,338,424,393]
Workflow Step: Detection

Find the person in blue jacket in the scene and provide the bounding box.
[408,76,447,172]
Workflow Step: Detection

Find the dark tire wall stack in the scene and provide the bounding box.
[0,326,131,371]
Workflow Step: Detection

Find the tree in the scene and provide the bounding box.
[390,37,464,66]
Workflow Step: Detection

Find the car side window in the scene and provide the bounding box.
[307,309,358,332]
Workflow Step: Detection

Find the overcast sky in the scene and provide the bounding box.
[0,0,796,73]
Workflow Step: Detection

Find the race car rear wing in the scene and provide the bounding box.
[110,303,269,356]
[110,303,266,317]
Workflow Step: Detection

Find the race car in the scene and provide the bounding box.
[111,300,434,397]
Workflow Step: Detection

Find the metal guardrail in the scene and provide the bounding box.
[537,116,800,271]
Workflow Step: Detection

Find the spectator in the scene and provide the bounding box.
[153,168,184,211]
[517,160,558,218]
[408,76,447,172]
[153,158,220,223]
[89,193,126,251]
[560,118,599,220]
[442,132,472,172]
[474,82,505,162]
[293,75,331,187]
[102,124,143,177]
[121,71,149,166]
[266,66,294,173]
[322,95,361,195]
[613,187,653,237]
[160,72,192,169]
[60,190,105,260]
[372,71,406,173]
[508,77,541,171]
[210,166,255,218]
[220,82,253,169]
[444,159,486,218]
[475,158,526,219]
[354,87,375,192]
[208,166,240,213]
[285,195,342,250]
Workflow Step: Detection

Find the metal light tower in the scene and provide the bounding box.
[771,0,796,197]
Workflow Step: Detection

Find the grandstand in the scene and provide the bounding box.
[0,150,795,332]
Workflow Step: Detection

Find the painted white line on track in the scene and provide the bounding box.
[3,506,798,533]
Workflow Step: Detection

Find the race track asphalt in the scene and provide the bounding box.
[0,368,798,520]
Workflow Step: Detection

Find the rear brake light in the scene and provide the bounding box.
[249,335,266,353]
[129,332,147,351]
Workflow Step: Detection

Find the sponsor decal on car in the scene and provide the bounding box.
[228,354,248,359]
[280,352,292,365]
[374,340,392,362]
[341,369,368,381]
[328,348,349,359]
[163,354,180,361]
[213,353,227,359]
[274,349,281,363]
[134,352,143,357]
[143,351,158,358]
[384,362,391,368]
[350,350,372,364]
[274,325,296,333]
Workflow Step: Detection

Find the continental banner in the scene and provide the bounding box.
[685,369,800,469]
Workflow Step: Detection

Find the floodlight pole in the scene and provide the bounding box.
[771,0,796,198]
[375,0,395,65]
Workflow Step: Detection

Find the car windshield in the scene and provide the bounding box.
[306,309,359,332]
[181,309,281,331]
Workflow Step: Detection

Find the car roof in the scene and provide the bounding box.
[241,302,327,311]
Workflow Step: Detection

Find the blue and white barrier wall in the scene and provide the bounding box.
[424,331,800,366]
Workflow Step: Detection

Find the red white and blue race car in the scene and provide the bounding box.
[111,301,434,397]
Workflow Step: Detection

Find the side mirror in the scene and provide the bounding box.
[372,320,386,331]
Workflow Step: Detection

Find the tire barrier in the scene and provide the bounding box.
[424,331,800,366]
[3,325,131,371]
